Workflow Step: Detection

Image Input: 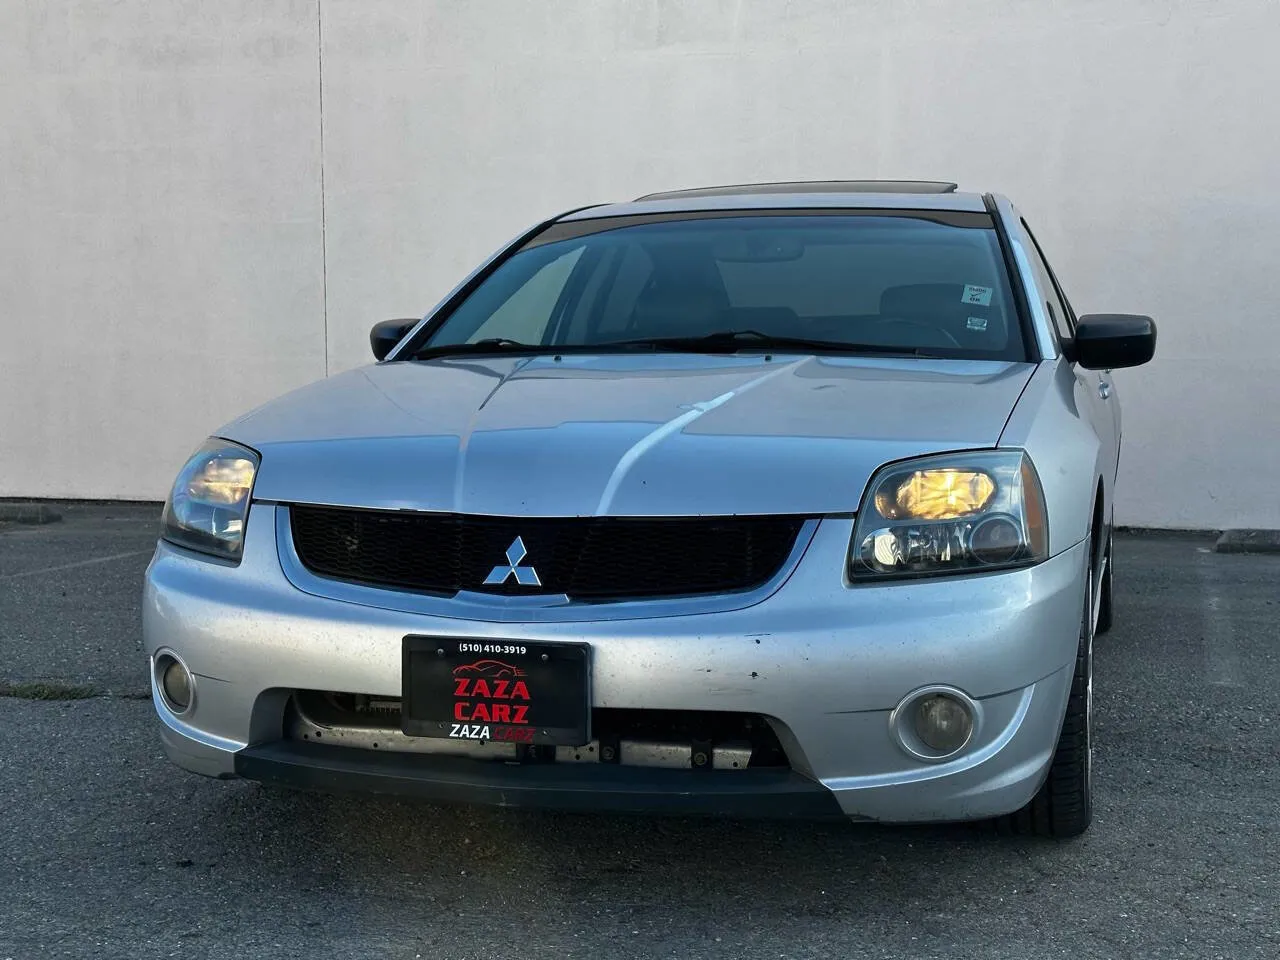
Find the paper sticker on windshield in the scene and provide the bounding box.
[962,284,993,306]
[966,316,989,332]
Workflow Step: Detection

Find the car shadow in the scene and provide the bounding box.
[194,781,1063,927]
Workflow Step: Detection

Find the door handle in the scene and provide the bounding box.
[1097,380,1112,400]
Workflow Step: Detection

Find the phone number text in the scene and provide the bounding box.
[457,642,527,655]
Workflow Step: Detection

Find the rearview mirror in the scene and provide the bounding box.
[370,318,419,361]
[1073,314,1156,370]
[711,234,805,262]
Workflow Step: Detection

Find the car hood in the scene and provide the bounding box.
[226,354,1034,516]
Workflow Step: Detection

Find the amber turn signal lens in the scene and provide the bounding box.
[1020,456,1049,557]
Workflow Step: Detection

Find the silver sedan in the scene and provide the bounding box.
[144,180,1155,837]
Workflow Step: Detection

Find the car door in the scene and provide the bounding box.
[1019,221,1120,494]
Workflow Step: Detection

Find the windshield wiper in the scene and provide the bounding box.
[601,330,938,356]
[412,338,549,359]
[413,330,941,360]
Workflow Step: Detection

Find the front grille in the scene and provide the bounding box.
[289,505,807,601]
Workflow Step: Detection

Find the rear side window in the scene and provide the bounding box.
[413,212,1029,361]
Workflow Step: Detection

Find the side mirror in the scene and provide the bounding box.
[1073,314,1156,370]
[370,319,419,361]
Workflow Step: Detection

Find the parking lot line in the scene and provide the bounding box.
[1198,551,1242,687]
[0,548,154,581]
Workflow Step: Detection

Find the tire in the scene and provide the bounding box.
[1095,530,1114,636]
[999,571,1094,838]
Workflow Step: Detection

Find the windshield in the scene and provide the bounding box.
[408,212,1026,361]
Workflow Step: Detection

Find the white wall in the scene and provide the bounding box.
[1,1,325,499]
[3,0,1278,529]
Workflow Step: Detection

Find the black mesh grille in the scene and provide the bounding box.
[289,505,807,601]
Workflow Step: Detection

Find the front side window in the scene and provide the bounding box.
[408,213,1028,361]
[1021,219,1075,346]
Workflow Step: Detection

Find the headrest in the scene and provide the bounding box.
[629,275,724,337]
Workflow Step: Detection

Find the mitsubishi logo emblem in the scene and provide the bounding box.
[483,537,541,587]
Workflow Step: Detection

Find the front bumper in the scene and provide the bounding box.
[144,504,1087,823]
[235,740,846,818]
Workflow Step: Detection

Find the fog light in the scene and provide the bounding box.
[158,655,193,713]
[913,693,973,753]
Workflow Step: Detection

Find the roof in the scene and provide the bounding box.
[561,180,988,221]
[635,180,959,200]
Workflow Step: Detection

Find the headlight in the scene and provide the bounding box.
[161,438,260,561]
[849,451,1047,580]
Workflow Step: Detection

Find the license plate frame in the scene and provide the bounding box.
[401,636,591,747]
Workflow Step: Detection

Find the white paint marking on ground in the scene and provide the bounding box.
[1197,549,1241,687]
[0,550,153,581]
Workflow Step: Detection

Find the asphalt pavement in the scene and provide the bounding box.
[1,506,1277,959]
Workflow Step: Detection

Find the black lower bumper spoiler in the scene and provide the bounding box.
[235,741,844,819]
